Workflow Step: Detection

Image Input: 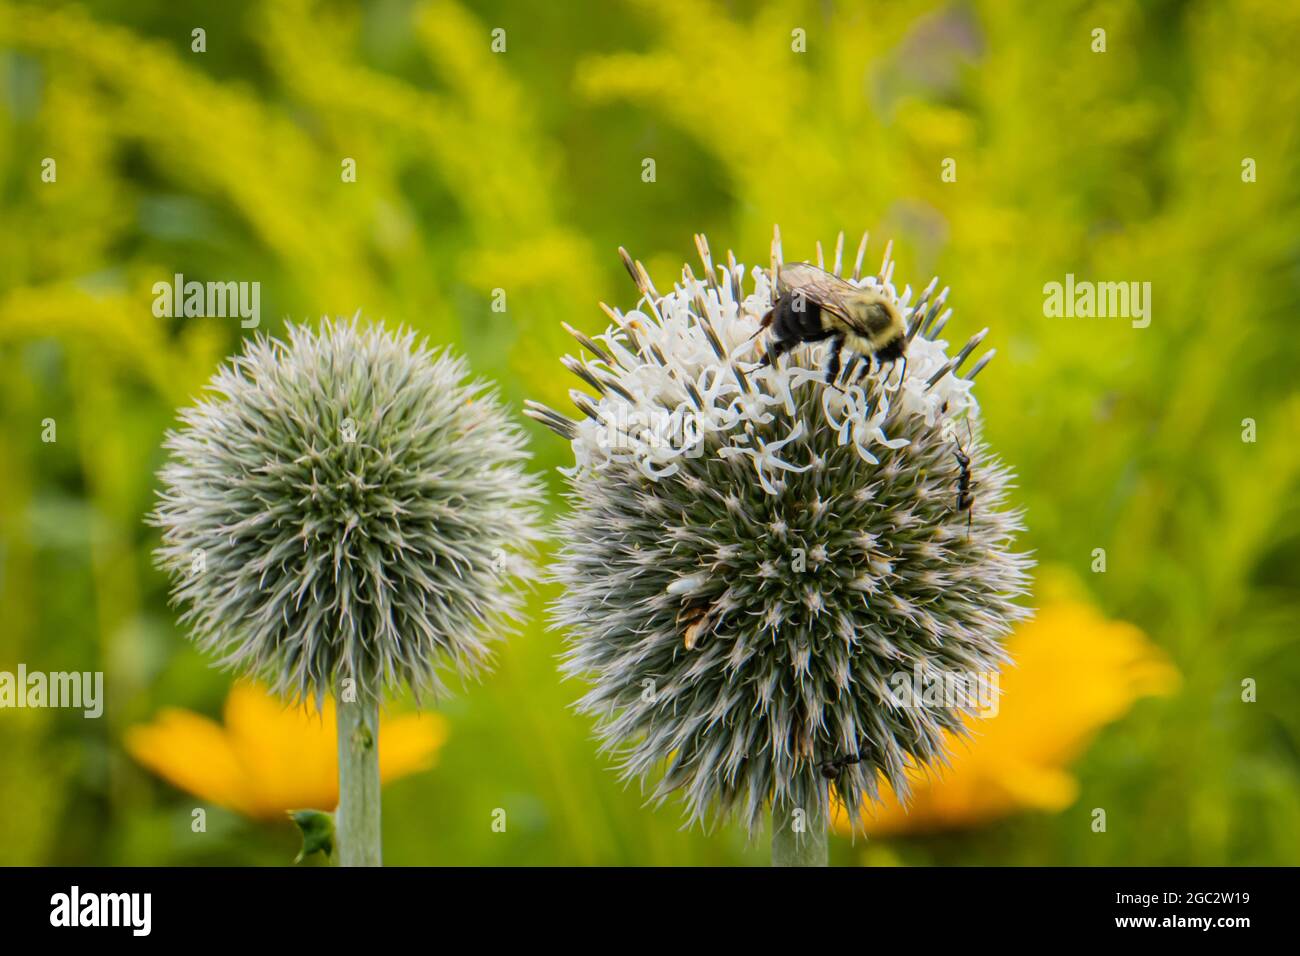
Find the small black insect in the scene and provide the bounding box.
[951,419,975,538]
[819,743,869,780]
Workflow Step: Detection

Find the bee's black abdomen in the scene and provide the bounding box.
[770,292,826,342]
[766,292,845,383]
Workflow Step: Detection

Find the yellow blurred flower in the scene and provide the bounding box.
[834,593,1180,836]
[125,682,448,820]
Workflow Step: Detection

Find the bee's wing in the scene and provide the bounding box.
[778,263,863,329]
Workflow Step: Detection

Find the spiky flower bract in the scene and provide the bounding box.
[529,231,1032,834]
[153,318,541,706]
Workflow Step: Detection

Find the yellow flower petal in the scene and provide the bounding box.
[835,588,1179,837]
[379,713,450,781]
[124,708,258,817]
[126,682,449,820]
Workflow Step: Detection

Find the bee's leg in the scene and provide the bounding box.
[749,294,785,341]
[892,356,909,390]
[765,336,797,367]
[824,333,846,387]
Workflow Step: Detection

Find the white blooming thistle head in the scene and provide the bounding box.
[527,230,1033,833]
[153,318,542,707]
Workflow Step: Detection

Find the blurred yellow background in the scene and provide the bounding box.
[1,0,1297,865]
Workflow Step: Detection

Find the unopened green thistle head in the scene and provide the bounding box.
[153,318,541,706]
[528,230,1032,833]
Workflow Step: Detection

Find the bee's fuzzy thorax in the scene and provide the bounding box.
[529,230,1032,834]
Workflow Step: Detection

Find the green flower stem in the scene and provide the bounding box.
[771,794,828,867]
[335,694,381,867]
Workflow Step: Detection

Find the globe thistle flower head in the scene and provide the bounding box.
[528,230,1033,833]
[153,318,541,707]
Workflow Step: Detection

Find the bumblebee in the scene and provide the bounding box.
[758,262,907,385]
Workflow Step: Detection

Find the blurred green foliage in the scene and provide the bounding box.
[1,0,1298,865]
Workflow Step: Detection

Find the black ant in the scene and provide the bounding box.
[819,743,869,780]
[950,418,975,539]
